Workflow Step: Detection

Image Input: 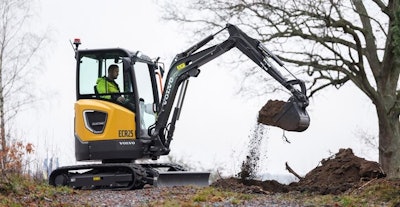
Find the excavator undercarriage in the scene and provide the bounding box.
[50,163,209,189]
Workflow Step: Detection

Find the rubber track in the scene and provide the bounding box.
[49,163,150,190]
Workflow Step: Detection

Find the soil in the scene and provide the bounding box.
[257,100,286,127]
[212,148,386,195]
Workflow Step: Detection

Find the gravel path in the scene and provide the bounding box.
[50,186,304,206]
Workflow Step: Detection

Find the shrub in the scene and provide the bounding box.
[0,141,34,180]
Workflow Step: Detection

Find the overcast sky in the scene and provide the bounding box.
[17,0,379,179]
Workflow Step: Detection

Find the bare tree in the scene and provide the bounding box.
[0,0,45,171]
[160,0,400,178]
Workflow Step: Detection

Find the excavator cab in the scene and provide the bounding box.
[74,48,162,162]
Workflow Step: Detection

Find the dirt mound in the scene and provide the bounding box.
[211,178,268,194]
[291,148,385,194]
[212,148,386,195]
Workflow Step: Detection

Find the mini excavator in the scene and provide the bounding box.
[49,24,310,189]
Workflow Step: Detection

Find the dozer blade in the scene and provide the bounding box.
[258,99,310,132]
[155,172,210,187]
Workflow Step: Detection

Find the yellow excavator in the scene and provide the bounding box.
[49,24,310,189]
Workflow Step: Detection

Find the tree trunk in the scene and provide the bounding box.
[375,56,400,178]
[0,38,4,171]
[374,0,400,179]
[0,104,5,170]
[376,101,400,178]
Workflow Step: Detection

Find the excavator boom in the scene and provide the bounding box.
[152,24,310,153]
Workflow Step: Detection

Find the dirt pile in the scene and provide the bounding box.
[291,148,385,194]
[212,148,386,195]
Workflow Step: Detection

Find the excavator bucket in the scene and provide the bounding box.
[155,172,210,187]
[258,99,310,132]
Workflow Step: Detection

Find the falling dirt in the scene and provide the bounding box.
[212,148,386,195]
[237,124,266,181]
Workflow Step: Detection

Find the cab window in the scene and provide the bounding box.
[79,57,123,94]
[78,54,136,112]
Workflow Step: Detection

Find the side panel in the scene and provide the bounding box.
[75,137,145,161]
[74,99,148,161]
[75,99,136,142]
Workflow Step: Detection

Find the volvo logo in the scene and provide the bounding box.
[162,73,178,106]
[119,141,135,146]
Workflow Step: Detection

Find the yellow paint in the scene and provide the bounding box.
[93,176,101,181]
[75,99,136,142]
[176,63,186,70]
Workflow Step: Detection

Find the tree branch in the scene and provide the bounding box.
[371,0,389,15]
[159,0,387,102]
[351,0,382,74]
[285,162,303,180]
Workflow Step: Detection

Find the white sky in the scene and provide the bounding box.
[17,0,379,178]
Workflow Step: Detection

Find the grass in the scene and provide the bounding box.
[276,179,400,206]
[147,187,256,207]
[193,187,254,203]
[0,174,74,207]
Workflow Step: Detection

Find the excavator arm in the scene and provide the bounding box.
[150,24,310,155]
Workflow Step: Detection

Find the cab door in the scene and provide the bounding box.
[132,60,159,138]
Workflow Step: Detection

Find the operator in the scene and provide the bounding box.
[96,64,126,103]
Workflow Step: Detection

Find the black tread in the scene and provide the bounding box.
[49,163,149,190]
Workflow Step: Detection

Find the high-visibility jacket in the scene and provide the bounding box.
[96,77,120,100]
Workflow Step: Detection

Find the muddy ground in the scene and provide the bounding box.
[212,148,387,195]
